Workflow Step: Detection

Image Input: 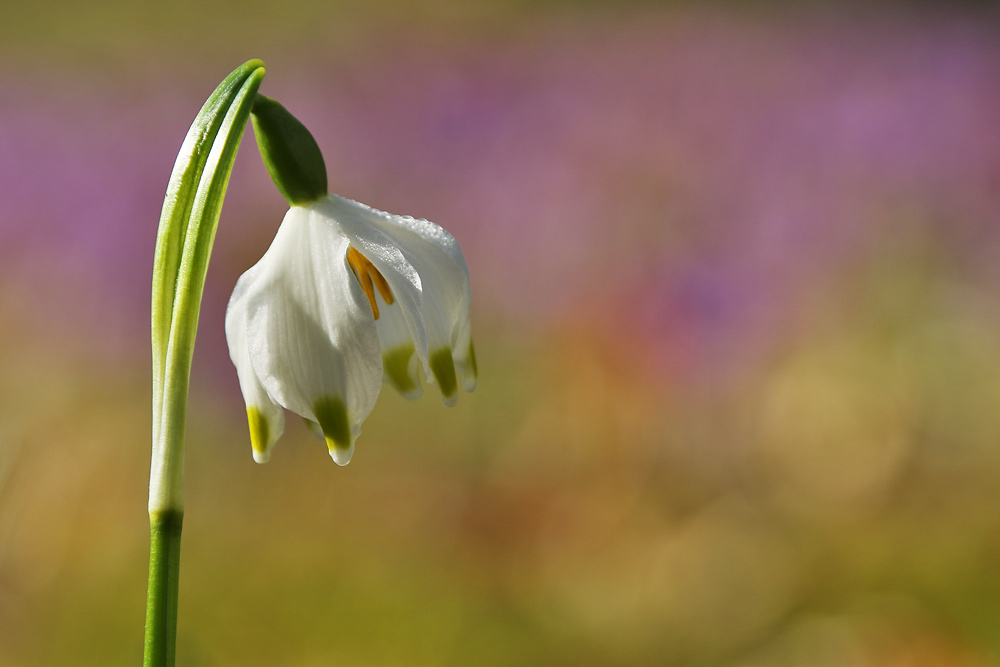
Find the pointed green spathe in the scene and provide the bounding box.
[251,95,328,205]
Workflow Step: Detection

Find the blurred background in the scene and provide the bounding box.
[2,0,1000,664]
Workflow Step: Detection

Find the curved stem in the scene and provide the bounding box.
[144,60,265,667]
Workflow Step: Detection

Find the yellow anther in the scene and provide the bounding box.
[346,246,394,319]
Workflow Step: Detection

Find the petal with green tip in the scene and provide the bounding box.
[226,263,285,461]
[243,206,382,430]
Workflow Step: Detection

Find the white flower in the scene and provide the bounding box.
[226,194,476,465]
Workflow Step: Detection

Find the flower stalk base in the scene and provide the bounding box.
[144,510,183,667]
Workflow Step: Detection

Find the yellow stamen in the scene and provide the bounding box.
[346,246,394,319]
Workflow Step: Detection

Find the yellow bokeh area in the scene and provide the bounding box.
[3,1,1000,665]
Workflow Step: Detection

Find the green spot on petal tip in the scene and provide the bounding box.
[429,347,458,404]
[384,343,419,397]
[466,338,478,380]
[313,395,352,458]
[460,337,478,393]
[247,406,270,463]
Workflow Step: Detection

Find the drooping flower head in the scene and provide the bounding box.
[226,96,476,465]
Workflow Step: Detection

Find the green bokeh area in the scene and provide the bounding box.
[3,1,1000,665]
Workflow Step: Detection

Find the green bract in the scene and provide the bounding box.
[251,95,328,205]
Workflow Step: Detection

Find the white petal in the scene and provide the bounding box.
[225,264,285,463]
[321,195,476,403]
[313,196,429,360]
[243,206,382,462]
[373,292,424,400]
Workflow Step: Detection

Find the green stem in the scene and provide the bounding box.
[144,510,183,667]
